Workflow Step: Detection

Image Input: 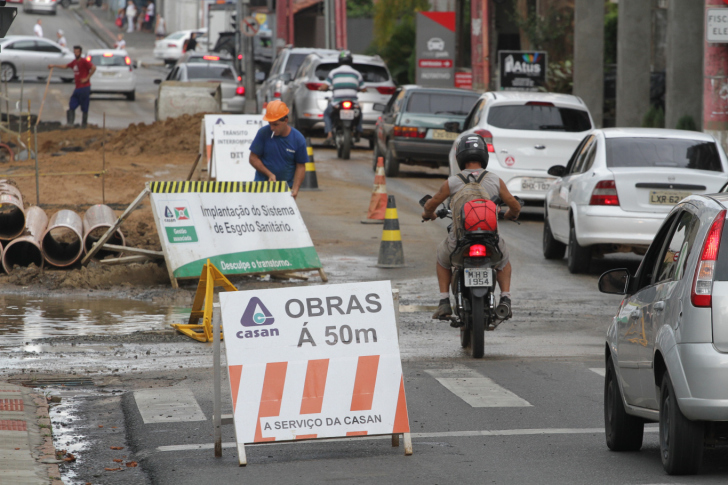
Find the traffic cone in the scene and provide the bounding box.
[361,156,387,224]
[376,195,405,268]
[300,139,320,191]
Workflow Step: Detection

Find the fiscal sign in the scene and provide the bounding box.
[200,114,264,174]
[212,123,258,181]
[148,181,322,281]
[219,281,411,444]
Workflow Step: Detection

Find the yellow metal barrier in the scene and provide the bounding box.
[171,259,237,342]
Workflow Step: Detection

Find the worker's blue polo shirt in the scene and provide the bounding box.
[250,125,308,187]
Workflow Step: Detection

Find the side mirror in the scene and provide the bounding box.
[444,121,461,133]
[598,269,630,295]
[281,72,292,83]
[153,79,162,85]
[547,165,566,177]
[373,103,386,112]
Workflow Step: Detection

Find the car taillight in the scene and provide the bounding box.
[103,53,113,57]
[167,43,177,48]
[202,55,220,61]
[124,56,131,65]
[393,126,426,138]
[238,54,243,60]
[273,92,281,98]
[474,129,495,152]
[306,82,324,91]
[86,56,91,62]
[692,210,726,307]
[342,100,353,109]
[469,244,487,257]
[376,86,396,95]
[237,76,242,82]
[236,86,245,96]
[526,101,555,106]
[589,180,620,206]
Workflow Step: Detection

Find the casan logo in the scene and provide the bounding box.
[163,206,176,223]
[237,297,279,339]
[504,54,542,76]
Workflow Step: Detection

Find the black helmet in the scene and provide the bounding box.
[338,50,353,66]
[455,134,489,170]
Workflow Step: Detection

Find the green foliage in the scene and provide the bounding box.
[372,0,429,50]
[642,106,665,128]
[604,2,618,65]
[512,5,574,63]
[542,60,573,94]
[676,115,697,131]
[347,0,374,19]
[378,16,417,85]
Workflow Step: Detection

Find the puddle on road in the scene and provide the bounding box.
[0,295,188,346]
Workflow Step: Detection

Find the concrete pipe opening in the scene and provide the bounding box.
[43,226,83,267]
[83,227,125,260]
[0,198,25,240]
[3,238,44,273]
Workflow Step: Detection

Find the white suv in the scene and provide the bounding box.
[448,92,594,202]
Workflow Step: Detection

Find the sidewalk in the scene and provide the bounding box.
[0,382,59,484]
[74,5,161,67]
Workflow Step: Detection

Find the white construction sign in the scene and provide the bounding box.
[219,281,411,444]
[201,114,264,175]
[148,180,321,281]
[212,123,257,181]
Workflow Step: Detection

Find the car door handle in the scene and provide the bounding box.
[630,310,641,319]
[534,145,546,150]
[654,301,665,312]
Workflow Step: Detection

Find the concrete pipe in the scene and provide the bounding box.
[2,206,48,273]
[0,182,25,241]
[83,204,125,260]
[42,210,84,267]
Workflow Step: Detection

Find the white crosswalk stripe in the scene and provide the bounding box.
[589,368,606,377]
[426,366,532,408]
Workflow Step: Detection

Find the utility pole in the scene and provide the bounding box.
[240,0,257,114]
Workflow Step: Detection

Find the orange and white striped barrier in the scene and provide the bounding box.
[219,281,412,461]
[361,156,387,224]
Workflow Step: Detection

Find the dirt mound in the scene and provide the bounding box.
[2,261,170,290]
[93,113,205,157]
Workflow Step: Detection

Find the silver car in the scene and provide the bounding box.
[599,193,728,475]
[283,53,396,144]
[257,47,338,109]
[23,0,57,14]
[160,61,244,112]
[0,35,74,81]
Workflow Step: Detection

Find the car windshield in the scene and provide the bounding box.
[606,137,723,172]
[166,32,186,40]
[283,53,308,77]
[406,92,480,116]
[90,55,127,67]
[314,63,390,83]
[186,64,235,80]
[487,104,592,132]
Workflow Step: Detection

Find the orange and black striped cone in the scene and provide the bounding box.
[361,156,387,224]
[376,195,405,268]
[300,140,320,191]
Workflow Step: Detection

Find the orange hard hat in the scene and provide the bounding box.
[262,100,290,122]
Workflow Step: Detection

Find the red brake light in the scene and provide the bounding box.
[103,53,113,57]
[167,43,177,48]
[474,129,495,152]
[306,82,324,91]
[86,56,91,62]
[342,101,353,109]
[238,54,243,60]
[376,86,396,95]
[236,86,245,96]
[692,211,726,307]
[590,180,620,206]
[237,76,242,82]
[526,101,554,106]
[124,56,131,65]
[469,244,487,257]
[393,126,426,138]
[203,55,220,61]
[273,92,281,98]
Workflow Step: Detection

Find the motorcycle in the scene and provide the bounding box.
[330,99,362,160]
[420,194,523,358]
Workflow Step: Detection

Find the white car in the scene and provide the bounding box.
[448,92,594,202]
[543,128,728,273]
[153,29,206,64]
[87,49,136,101]
[0,35,74,81]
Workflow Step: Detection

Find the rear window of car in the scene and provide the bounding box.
[314,63,390,83]
[283,53,308,77]
[186,64,235,80]
[605,138,723,172]
[405,92,479,116]
[90,55,127,67]
[487,104,592,132]
[167,32,186,40]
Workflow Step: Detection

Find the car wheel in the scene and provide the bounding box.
[369,137,375,150]
[372,140,381,171]
[604,355,644,451]
[0,63,15,82]
[660,374,704,475]
[60,77,74,84]
[543,211,566,260]
[126,91,135,101]
[567,219,591,274]
[384,145,400,177]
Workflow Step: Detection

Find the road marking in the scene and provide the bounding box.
[589,368,606,377]
[133,387,207,424]
[426,366,531,407]
[155,427,659,453]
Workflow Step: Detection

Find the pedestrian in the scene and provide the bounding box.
[155,15,166,39]
[48,45,96,128]
[144,0,154,32]
[114,33,126,50]
[56,29,67,48]
[125,0,136,33]
[33,19,43,38]
[248,100,308,199]
[183,32,197,53]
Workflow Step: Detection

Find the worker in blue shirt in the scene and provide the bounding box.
[249,100,309,199]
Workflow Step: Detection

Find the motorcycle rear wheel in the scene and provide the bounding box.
[471,295,485,358]
[341,127,352,159]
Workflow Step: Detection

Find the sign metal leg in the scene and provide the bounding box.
[391,433,400,447]
[403,433,413,455]
[213,308,222,458]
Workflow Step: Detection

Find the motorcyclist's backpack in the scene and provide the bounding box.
[450,171,498,240]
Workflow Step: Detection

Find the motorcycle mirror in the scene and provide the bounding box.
[419,195,432,207]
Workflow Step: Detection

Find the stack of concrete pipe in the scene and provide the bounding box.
[0,187,125,273]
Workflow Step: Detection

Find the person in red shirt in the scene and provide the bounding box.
[48,45,96,128]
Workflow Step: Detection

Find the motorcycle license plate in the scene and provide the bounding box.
[340,110,355,120]
[464,268,493,287]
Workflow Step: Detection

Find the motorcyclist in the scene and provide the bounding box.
[422,134,521,320]
[319,50,366,146]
